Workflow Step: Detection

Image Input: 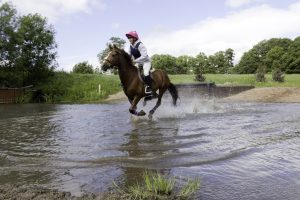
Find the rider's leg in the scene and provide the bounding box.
[143,62,152,94]
[143,62,151,77]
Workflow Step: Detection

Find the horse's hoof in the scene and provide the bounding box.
[129,109,137,115]
[148,113,153,120]
[149,110,155,115]
[138,110,146,116]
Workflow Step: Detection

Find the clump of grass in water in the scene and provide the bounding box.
[111,171,200,200]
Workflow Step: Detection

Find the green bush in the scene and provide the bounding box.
[272,68,285,82]
[255,65,266,82]
[195,73,206,82]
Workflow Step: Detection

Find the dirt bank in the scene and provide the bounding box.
[223,87,300,103]
[104,87,300,103]
[103,91,126,102]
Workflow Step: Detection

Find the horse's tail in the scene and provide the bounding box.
[168,83,178,106]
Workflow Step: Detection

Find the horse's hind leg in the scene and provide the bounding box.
[148,88,166,119]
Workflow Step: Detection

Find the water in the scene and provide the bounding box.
[0,98,300,199]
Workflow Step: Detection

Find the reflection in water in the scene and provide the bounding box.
[1,100,300,199]
[119,119,179,187]
[0,104,60,185]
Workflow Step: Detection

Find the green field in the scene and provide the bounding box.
[35,73,300,103]
[170,74,300,87]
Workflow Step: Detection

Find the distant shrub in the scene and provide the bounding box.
[195,73,206,82]
[72,61,94,74]
[255,65,266,82]
[194,66,206,82]
[272,68,285,82]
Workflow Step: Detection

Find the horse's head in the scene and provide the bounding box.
[102,44,122,72]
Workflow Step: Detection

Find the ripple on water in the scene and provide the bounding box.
[1,102,300,199]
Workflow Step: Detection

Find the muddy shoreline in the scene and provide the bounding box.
[0,184,112,200]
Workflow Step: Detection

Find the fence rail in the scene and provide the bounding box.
[0,88,24,103]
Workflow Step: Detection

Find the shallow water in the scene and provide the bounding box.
[0,97,300,199]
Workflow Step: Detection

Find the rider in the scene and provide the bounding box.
[125,31,155,97]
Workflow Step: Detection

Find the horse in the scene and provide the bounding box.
[102,44,178,119]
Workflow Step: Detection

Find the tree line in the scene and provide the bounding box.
[236,37,300,74]
[1,2,300,88]
[96,36,300,76]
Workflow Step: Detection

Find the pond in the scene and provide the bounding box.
[0,97,300,200]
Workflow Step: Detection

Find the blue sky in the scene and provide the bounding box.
[2,0,300,71]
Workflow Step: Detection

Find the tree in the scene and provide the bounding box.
[236,48,263,74]
[16,13,57,85]
[195,52,208,72]
[151,54,177,74]
[0,3,57,87]
[236,38,292,74]
[264,46,285,71]
[72,61,94,74]
[224,48,235,70]
[97,37,126,65]
[283,37,300,73]
[0,3,19,86]
[176,55,197,74]
[193,52,207,81]
[202,49,235,74]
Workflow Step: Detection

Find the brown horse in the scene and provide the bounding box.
[102,44,178,119]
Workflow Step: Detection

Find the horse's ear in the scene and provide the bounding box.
[113,44,118,49]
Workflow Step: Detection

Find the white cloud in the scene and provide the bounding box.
[225,0,256,8]
[144,1,300,62]
[2,0,106,22]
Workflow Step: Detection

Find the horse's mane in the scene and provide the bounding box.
[120,49,137,71]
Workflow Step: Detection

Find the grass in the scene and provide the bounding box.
[30,72,300,103]
[37,72,121,103]
[110,171,200,200]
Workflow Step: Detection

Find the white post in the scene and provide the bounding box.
[98,84,101,94]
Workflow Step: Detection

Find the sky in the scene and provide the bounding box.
[2,0,300,71]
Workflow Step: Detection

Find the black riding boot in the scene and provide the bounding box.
[144,75,153,95]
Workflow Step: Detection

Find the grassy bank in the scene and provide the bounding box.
[32,73,300,103]
[35,72,121,103]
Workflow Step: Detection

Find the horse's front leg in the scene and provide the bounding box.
[129,96,146,116]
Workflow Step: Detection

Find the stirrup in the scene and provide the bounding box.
[145,86,152,94]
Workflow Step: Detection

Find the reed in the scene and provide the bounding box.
[111,171,200,200]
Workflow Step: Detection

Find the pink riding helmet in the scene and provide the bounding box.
[126,31,139,39]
